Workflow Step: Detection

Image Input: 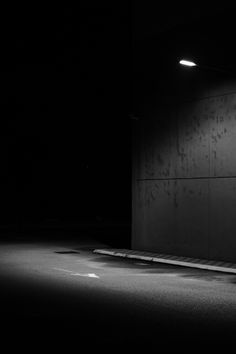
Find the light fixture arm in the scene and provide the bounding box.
[179,58,234,75]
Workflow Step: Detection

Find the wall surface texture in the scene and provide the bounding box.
[132,83,236,262]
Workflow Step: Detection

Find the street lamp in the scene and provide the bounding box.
[179,58,233,75]
[179,59,197,67]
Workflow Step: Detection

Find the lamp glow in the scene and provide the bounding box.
[179,59,197,67]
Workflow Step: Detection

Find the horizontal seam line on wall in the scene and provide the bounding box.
[137,176,236,181]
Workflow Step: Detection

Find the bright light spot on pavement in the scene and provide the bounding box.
[53,268,100,279]
[179,59,197,67]
[71,273,100,278]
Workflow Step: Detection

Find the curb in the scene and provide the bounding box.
[93,249,236,274]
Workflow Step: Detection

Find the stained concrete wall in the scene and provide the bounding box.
[132,85,236,262]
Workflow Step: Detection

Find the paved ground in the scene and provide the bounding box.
[0,236,236,350]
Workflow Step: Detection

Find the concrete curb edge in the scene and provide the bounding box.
[93,249,236,274]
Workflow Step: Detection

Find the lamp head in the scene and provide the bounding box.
[179,59,197,67]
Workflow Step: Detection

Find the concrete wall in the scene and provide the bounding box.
[132,83,236,262]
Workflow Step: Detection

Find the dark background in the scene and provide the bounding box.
[1,2,236,243]
[2,4,132,243]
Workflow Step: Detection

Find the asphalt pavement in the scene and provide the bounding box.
[0,236,235,351]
